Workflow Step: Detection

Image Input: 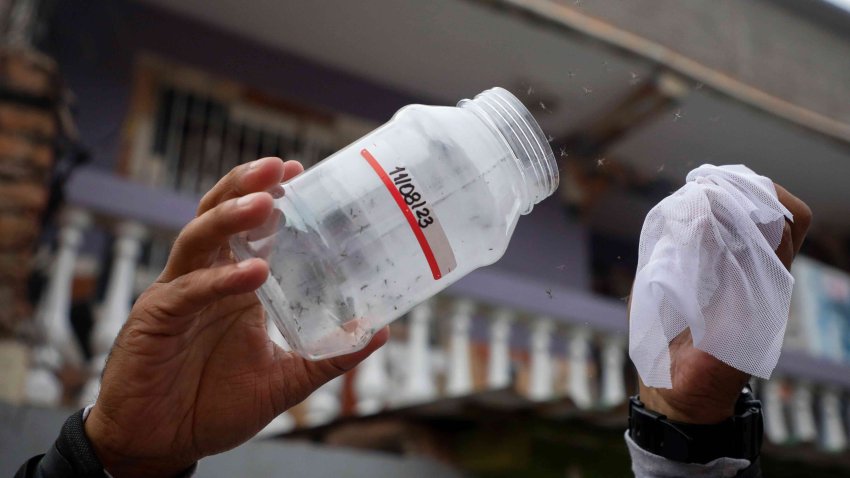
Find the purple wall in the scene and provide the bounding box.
[500,196,589,289]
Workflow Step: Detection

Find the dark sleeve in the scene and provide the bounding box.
[15,409,106,478]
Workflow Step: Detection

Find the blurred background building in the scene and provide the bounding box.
[1,0,850,476]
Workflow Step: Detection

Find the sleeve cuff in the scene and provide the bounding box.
[624,430,751,478]
[34,409,107,477]
[81,405,198,478]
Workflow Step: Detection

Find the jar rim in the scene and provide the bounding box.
[459,87,559,213]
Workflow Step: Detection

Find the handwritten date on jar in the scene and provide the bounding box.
[388,166,434,229]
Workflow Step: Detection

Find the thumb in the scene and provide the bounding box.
[303,327,390,383]
[275,327,389,411]
[327,326,390,371]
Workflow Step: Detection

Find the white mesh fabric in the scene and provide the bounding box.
[629,164,795,388]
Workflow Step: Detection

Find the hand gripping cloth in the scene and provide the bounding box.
[629,164,795,388]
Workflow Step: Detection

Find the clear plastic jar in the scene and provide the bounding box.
[231,87,558,359]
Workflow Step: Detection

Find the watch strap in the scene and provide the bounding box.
[628,390,763,464]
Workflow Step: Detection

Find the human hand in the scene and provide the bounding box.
[636,183,811,424]
[84,157,388,477]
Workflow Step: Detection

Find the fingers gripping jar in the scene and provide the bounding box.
[231,87,558,359]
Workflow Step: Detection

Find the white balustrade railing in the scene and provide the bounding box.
[354,341,390,415]
[25,346,63,406]
[34,208,91,368]
[819,387,848,452]
[398,302,437,405]
[759,377,850,452]
[267,317,288,350]
[567,327,593,409]
[255,412,298,440]
[95,221,148,353]
[600,334,627,408]
[304,376,343,427]
[255,318,296,437]
[445,300,474,397]
[24,194,850,453]
[80,221,148,406]
[763,379,790,444]
[27,208,91,406]
[487,308,514,390]
[790,381,817,443]
[29,205,176,407]
[528,317,555,402]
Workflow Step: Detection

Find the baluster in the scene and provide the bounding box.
[446,299,475,397]
[77,359,103,406]
[34,208,90,368]
[258,319,296,435]
[528,317,554,401]
[267,318,289,351]
[819,387,847,452]
[254,412,297,440]
[762,379,789,444]
[600,334,626,408]
[354,341,389,415]
[789,381,817,443]
[568,327,593,409]
[304,375,343,427]
[384,340,408,407]
[846,393,850,445]
[487,308,515,390]
[135,235,172,295]
[24,346,62,406]
[399,302,436,404]
[79,222,148,405]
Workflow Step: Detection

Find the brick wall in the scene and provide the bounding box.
[0,47,58,337]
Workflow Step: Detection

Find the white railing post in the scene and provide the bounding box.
[762,379,789,444]
[267,319,288,350]
[487,308,515,390]
[98,222,147,338]
[24,346,63,406]
[256,319,296,435]
[354,340,389,415]
[304,375,343,427]
[819,387,848,452]
[254,412,297,440]
[528,317,554,401]
[790,381,817,443]
[568,327,593,410]
[600,334,626,408]
[80,221,148,406]
[446,299,475,397]
[384,340,407,407]
[135,236,172,296]
[399,302,436,405]
[34,207,90,369]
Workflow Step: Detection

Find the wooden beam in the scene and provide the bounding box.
[481,0,850,147]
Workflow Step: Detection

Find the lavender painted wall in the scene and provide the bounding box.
[499,195,589,288]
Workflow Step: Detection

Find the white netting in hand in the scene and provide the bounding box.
[629,164,795,388]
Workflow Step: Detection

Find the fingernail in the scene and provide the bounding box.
[237,192,260,207]
[237,259,255,268]
[248,158,262,170]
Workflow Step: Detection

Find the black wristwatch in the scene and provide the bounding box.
[628,387,764,464]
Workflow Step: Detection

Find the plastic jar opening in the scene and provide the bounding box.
[459,87,559,214]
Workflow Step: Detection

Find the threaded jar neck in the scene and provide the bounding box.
[459,87,559,214]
